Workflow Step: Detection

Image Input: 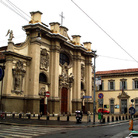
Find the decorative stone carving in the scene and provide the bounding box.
[59,62,74,88]
[39,87,46,96]
[40,49,49,71]
[6,29,14,42]
[12,60,26,95]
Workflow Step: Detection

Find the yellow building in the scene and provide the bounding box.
[96,68,138,114]
[0,11,95,115]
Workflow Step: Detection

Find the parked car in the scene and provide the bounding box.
[98,109,110,114]
[126,131,138,138]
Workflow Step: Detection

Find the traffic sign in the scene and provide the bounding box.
[45,91,50,97]
[129,107,136,115]
[83,96,92,99]
[98,93,103,99]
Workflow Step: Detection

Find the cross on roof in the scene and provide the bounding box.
[59,12,65,26]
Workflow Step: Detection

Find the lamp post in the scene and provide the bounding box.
[93,51,96,124]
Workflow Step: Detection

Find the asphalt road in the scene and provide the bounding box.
[41,120,138,138]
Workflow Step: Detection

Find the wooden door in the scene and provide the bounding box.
[61,87,68,114]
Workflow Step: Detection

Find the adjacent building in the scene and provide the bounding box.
[0,11,95,115]
[96,68,138,114]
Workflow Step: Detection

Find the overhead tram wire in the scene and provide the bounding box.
[98,55,135,62]
[6,0,31,19]
[71,0,138,64]
[0,0,29,21]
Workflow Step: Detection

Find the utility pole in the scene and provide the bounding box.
[93,51,96,124]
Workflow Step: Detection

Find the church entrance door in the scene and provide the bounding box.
[61,87,68,114]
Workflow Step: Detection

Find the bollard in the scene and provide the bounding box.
[38,114,40,120]
[57,115,60,121]
[12,113,15,118]
[107,116,110,122]
[112,116,114,122]
[19,113,22,118]
[47,115,49,120]
[53,112,54,117]
[47,112,49,120]
[67,115,69,121]
[119,116,121,120]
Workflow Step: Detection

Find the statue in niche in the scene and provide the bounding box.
[12,60,26,94]
[81,64,85,80]
[40,49,49,71]
[59,62,74,88]
[39,87,46,96]
[62,62,68,83]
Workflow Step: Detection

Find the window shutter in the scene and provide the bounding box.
[102,81,104,91]
[120,81,122,90]
[113,81,115,90]
[108,81,110,90]
[125,81,127,90]
[132,80,135,89]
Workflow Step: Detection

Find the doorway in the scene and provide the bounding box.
[121,99,127,114]
[61,87,68,114]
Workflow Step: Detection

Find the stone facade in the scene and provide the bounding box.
[0,11,95,114]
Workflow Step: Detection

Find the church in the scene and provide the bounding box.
[0,11,95,115]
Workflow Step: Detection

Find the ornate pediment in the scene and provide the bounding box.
[118,90,130,99]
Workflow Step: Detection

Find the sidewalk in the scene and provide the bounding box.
[0,114,135,128]
[0,114,100,127]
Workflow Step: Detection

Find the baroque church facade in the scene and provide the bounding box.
[0,11,95,114]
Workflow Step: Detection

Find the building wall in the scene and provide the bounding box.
[96,74,138,114]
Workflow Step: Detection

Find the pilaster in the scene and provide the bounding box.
[72,53,81,100]
[49,41,60,98]
[85,57,92,98]
[28,38,41,97]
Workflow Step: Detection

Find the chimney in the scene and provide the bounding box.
[60,26,68,38]
[49,22,60,34]
[83,42,92,51]
[29,11,43,24]
[72,35,81,46]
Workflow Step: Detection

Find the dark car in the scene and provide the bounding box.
[98,109,110,114]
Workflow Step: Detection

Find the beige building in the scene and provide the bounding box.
[96,68,138,114]
[0,11,95,115]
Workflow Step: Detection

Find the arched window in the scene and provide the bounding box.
[39,73,47,83]
[60,53,70,65]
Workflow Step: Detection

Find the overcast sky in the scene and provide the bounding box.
[0,0,138,71]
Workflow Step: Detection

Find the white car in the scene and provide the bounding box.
[126,131,138,138]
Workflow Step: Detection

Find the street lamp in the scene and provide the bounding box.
[93,51,96,124]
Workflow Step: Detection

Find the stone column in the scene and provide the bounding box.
[85,57,92,111]
[2,56,13,96]
[28,38,41,97]
[72,53,81,112]
[27,37,41,113]
[49,41,60,114]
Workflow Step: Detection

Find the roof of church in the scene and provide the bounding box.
[96,68,138,75]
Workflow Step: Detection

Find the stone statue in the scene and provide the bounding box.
[6,29,14,42]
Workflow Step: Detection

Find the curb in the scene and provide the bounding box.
[1,118,137,128]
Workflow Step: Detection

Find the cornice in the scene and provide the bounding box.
[3,51,32,61]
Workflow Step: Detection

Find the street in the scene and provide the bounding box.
[0,125,73,138]
[0,120,138,138]
[41,120,138,138]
